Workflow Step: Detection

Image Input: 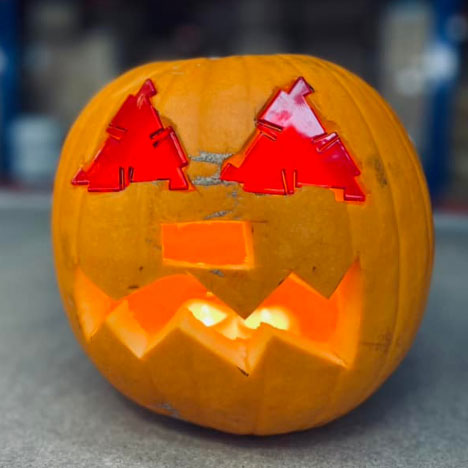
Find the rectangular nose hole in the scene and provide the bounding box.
[161,221,254,269]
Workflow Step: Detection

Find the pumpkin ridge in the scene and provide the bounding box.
[364,83,434,273]
[272,54,357,425]
[327,60,431,411]
[313,58,402,418]
[334,63,433,263]
[193,56,214,154]
[340,67,433,382]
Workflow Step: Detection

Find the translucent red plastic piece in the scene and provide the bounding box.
[220,77,366,202]
[72,79,190,192]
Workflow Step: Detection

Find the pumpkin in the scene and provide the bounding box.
[52,55,433,435]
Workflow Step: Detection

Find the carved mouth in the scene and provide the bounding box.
[74,261,362,374]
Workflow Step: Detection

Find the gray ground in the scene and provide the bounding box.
[0,201,467,468]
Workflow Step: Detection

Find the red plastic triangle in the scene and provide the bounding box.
[72,79,190,192]
[220,77,365,202]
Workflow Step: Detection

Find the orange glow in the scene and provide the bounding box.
[244,307,293,331]
[185,300,228,327]
[260,274,339,342]
[161,221,254,269]
[124,275,209,334]
[74,262,361,365]
[184,300,298,340]
[74,268,116,339]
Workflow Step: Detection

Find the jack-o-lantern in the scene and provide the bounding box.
[52,55,433,435]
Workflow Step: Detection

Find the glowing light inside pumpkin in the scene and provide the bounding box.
[74,262,362,367]
[244,307,291,331]
[186,300,295,339]
[187,301,228,327]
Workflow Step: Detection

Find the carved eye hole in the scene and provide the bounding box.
[220,77,366,202]
[72,79,190,192]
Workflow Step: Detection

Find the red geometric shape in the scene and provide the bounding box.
[220,77,365,202]
[72,79,190,192]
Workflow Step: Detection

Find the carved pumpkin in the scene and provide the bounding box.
[52,55,433,435]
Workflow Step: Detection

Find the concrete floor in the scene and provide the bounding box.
[0,203,467,468]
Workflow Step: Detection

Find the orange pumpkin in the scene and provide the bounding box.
[52,55,433,435]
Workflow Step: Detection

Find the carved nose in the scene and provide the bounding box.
[161,221,254,270]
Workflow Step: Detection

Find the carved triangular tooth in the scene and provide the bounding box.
[245,327,347,375]
[79,285,349,374]
[74,268,115,339]
[74,262,361,370]
[105,300,149,358]
[145,308,247,369]
[145,312,346,375]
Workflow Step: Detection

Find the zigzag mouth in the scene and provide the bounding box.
[74,262,362,373]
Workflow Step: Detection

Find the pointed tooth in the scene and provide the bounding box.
[105,301,148,358]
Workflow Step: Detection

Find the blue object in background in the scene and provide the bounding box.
[424,0,463,199]
[0,0,19,177]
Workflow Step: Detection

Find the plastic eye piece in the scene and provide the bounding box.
[220,77,365,202]
[72,79,190,192]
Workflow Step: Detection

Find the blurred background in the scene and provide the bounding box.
[0,0,467,207]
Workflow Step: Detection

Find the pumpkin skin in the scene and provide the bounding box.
[52,54,433,435]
